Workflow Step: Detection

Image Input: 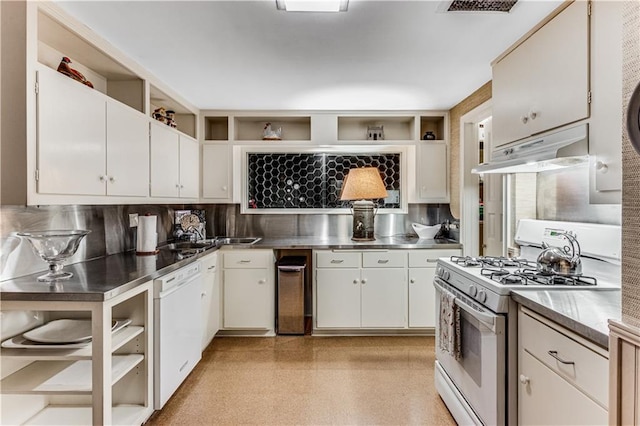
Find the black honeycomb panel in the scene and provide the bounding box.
[247,153,401,209]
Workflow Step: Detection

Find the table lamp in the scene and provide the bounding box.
[339,167,388,241]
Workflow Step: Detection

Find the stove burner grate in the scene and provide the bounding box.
[483,267,598,286]
[451,256,537,269]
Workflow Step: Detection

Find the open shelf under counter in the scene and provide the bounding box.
[0,354,143,394]
[22,405,151,426]
[0,326,144,361]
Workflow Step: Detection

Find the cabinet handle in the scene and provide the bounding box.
[180,184,185,189]
[521,115,529,124]
[331,259,344,264]
[353,279,359,284]
[519,374,530,385]
[201,291,207,297]
[208,266,216,270]
[109,176,115,183]
[410,278,416,284]
[547,350,574,365]
[239,260,251,263]
[258,279,266,284]
[99,175,107,182]
[426,259,437,263]
[377,259,389,264]
[361,279,367,284]
[222,186,228,191]
[176,183,180,188]
[529,110,538,120]
[595,161,608,173]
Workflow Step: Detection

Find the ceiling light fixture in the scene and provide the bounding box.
[275,0,349,13]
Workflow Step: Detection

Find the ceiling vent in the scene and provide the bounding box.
[437,0,518,13]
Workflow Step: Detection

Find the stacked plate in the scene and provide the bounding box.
[1,318,131,349]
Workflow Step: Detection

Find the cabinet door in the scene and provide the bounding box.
[37,67,106,195]
[106,100,149,197]
[150,123,179,198]
[202,144,231,200]
[493,1,589,147]
[519,350,608,426]
[223,269,273,329]
[361,268,407,328]
[201,253,219,350]
[316,268,361,328]
[417,142,447,201]
[178,135,199,198]
[408,267,436,328]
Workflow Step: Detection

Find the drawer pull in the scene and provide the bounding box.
[519,374,530,385]
[331,259,344,264]
[426,259,437,263]
[547,350,575,365]
[239,260,252,263]
[377,259,389,264]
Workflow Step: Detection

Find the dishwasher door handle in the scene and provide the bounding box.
[158,274,202,299]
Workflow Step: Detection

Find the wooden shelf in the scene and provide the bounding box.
[22,405,152,426]
[0,354,143,394]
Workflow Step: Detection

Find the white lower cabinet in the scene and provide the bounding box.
[408,249,461,328]
[222,250,275,330]
[315,250,408,329]
[200,252,220,350]
[518,307,608,425]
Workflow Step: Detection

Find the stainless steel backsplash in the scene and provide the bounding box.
[0,203,453,280]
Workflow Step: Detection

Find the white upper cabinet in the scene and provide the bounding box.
[106,100,149,197]
[179,135,199,199]
[150,123,180,198]
[492,1,590,147]
[202,144,231,200]
[417,142,448,202]
[37,66,106,196]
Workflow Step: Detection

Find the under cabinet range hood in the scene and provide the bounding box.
[472,124,589,174]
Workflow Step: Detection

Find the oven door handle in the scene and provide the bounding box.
[434,278,496,330]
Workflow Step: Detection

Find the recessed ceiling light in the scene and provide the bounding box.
[275,0,349,13]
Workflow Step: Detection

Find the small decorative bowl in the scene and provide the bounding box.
[18,230,91,281]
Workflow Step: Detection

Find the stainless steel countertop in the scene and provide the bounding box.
[511,289,621,349]
[1,237,461,301]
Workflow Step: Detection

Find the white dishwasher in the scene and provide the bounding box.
[154,261,202,409]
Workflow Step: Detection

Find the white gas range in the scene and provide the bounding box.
[433,219,621,426]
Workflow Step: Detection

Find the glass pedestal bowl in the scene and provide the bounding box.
[18,230,91,281]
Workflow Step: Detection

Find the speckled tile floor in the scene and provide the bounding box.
[146,336,456,425]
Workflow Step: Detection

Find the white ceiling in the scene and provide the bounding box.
[55,0,563,111]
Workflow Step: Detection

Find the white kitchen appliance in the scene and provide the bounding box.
[434,219,621,425]
[153,262,202,409]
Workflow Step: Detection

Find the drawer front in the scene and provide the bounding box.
[316,251,361,268]
[409,249,461,268]
[362,251,407,268]
[519,310,608,407]
[223,250,271,269]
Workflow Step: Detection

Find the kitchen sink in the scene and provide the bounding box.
[158,241,215,251]
[216,237,262,245]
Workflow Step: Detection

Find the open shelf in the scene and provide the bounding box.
[37,10,144,113]
[337,116,415,141]
[0,354,143,394]
[150,84,197,138]
[0,326,144,361]
[23,405,151,426]
[234,116,311,141]
[204,116,229,141]
[419,116,445,141]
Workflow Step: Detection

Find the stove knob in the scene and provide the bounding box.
[468,285,478,297]
[435,266,442,277]
[443,271,450,280]
[477,289,487,303]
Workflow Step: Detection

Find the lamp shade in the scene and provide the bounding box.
[339,167,388,201]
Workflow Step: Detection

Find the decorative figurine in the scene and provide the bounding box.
[57,57,94,88]
[262,122,282,140]
[367,125,384,141]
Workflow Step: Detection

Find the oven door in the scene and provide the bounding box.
[434,277,506,426]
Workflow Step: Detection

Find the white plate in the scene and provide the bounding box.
[23,319,117,344]
[3,319,132,349]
